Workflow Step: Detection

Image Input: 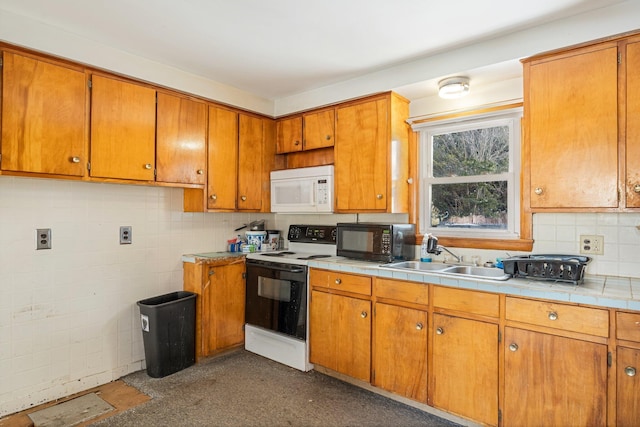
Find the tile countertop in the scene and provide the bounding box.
[307,257,640,312]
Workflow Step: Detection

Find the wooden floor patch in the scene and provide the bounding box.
[27,393,113,426]
[0,380,151,427]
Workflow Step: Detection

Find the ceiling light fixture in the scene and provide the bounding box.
[438,76,470,99]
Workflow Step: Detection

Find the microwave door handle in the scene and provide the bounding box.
[311,180,317,206]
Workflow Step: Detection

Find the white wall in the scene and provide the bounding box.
[0,176,268,416]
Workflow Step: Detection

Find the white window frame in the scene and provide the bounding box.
[415,108,522,240]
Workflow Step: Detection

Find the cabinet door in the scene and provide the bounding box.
[503,327,607,426]
[335,295,371,382]
[309,290,334,369]
[276,116,302,153]
[208,106,238,210]
[431,313,498,426]
[374,302,427,402]
[1,52,87,176]
[303,109,334,150]
[90,75,156,180]
[203,262,246,353]
[528,45,618,208]
[156,93,206,185]
[237,114,263,210]
[617,346,640,426]
[335,99,388,211]
[626,40,640,208]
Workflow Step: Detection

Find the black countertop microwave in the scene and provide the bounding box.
[336,222,416,263]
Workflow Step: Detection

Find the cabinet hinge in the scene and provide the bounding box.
[608,352,612,367]
[372,370,375,382]
[498,409,502,423]
[0,57,3,67]
[498,330,502,343]
[618,52,622,64]
[242,272,247,279]
[154,168,157,177]
[87,161,91,171]
[0,153,2,163]
[88,79,92,89]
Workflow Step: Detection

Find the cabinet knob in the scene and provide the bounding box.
[144,163,152,170]
[360,311,368,319]
[416,322,424,331]
[71,156,81,163]
[634,184,640,194]
[197,169,204,175]
[548,311,558,321]
[625,366,637,377]
[509,343,519,352]
[376,194,383,200]
[210,194,217,200]
[534,187,544,195]
[240,195,247,201]
[208,269,215,276]
[407,177,414,184]
[334,278,342,285]
[326,135,331,141]
[294,140,300,146]
[436,327,444,335]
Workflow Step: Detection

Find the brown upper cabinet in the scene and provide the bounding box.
[276,108,335,154]
[237,114,266,211]
[207,106,239,210]
[156,92,207,186]
[90,74,157,181]
[1,51,88,176]
[523,32,640,211]
[334,93,410,212]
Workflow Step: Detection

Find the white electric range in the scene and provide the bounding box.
[244,225,336,371]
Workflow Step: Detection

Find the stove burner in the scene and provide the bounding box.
[297,254,331,260]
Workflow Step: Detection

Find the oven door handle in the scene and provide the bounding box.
[248,263,306,274]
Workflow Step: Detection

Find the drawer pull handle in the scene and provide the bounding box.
[210,194,217,200]
[71,156,81,163]
[240,195,247,201]
[634,184,640,194]
[436,327,444,335]
[548,312,558,321]
[197,169,204,175]
[361,311,368,319]
[334,278,342,285]
[416,323,424,331]
[509,343,519,352]
[144,163,152,170]
[625,366,637,377]
[376,194,383,200]
[534,187,543,195]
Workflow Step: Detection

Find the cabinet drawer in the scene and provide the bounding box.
[506,297,609,337]
[617,311,640,342]
[432,286,499,318]
[309,269,371,296]
[374,278,428,305]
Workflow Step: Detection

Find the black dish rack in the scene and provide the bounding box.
[502,254,592,285]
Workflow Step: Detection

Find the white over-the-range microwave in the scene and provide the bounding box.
[270,165,334,213]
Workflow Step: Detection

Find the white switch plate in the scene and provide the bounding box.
[580,234,604,255]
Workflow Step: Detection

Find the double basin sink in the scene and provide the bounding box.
[380,260,511,281]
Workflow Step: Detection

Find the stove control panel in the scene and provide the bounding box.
[288,225,337,244]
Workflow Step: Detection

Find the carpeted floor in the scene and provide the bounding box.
[92,350,464,427]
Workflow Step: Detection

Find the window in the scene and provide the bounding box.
[417,109,521,239]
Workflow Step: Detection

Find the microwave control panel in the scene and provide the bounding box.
[316,179,329,205]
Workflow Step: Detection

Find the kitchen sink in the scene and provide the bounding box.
[380,261,453,272]
[380,261,511,281]
[440,265,510,281]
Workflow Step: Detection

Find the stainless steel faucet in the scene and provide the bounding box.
[425,234,462,263]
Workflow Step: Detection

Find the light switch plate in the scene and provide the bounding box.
[580,234,604,255]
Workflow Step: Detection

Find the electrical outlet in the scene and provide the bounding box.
[120,226,132,244]
[36,228,51,250]
[580,234,604,255]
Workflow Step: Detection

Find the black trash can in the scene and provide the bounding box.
[137,291,197,378]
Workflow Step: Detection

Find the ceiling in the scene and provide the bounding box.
[0,0,625,101]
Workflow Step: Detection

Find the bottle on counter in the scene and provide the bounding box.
[420,233,432,262]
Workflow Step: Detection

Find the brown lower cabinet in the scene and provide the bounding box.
[307,269,639,426]
[183,258,245,359]
[503,327,608,426]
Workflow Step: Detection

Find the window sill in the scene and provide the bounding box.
[416,235,533,252]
